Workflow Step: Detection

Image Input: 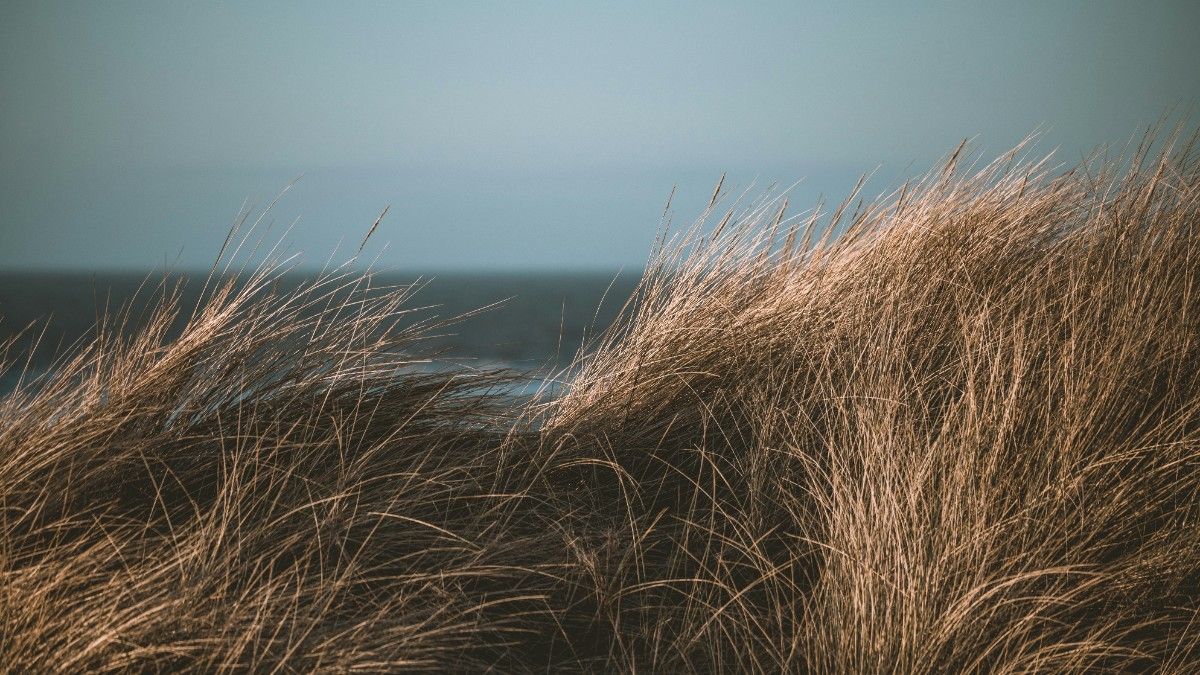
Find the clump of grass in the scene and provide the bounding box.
[3,128,1200,672]
[0,254,564,671]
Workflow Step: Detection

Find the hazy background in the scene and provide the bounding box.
[2,0,1197,272]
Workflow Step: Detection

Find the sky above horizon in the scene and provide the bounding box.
[2,0,1198,271]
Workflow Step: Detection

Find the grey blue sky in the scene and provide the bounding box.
[1,1,1197,270]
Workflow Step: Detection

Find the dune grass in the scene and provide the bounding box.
[2,130,1200,672]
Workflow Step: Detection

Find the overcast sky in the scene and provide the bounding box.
[1,0,1197,271]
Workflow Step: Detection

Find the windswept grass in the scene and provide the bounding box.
[2,129,1200,672]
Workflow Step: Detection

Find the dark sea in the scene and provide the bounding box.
[0,271,642,394]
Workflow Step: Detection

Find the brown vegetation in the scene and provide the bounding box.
[2,131,1199,672]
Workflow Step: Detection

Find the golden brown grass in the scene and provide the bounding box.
[2,129,1200,672]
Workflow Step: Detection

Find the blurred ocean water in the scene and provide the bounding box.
[0,271,640,395]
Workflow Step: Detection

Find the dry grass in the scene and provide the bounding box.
[2,129,1200,672]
